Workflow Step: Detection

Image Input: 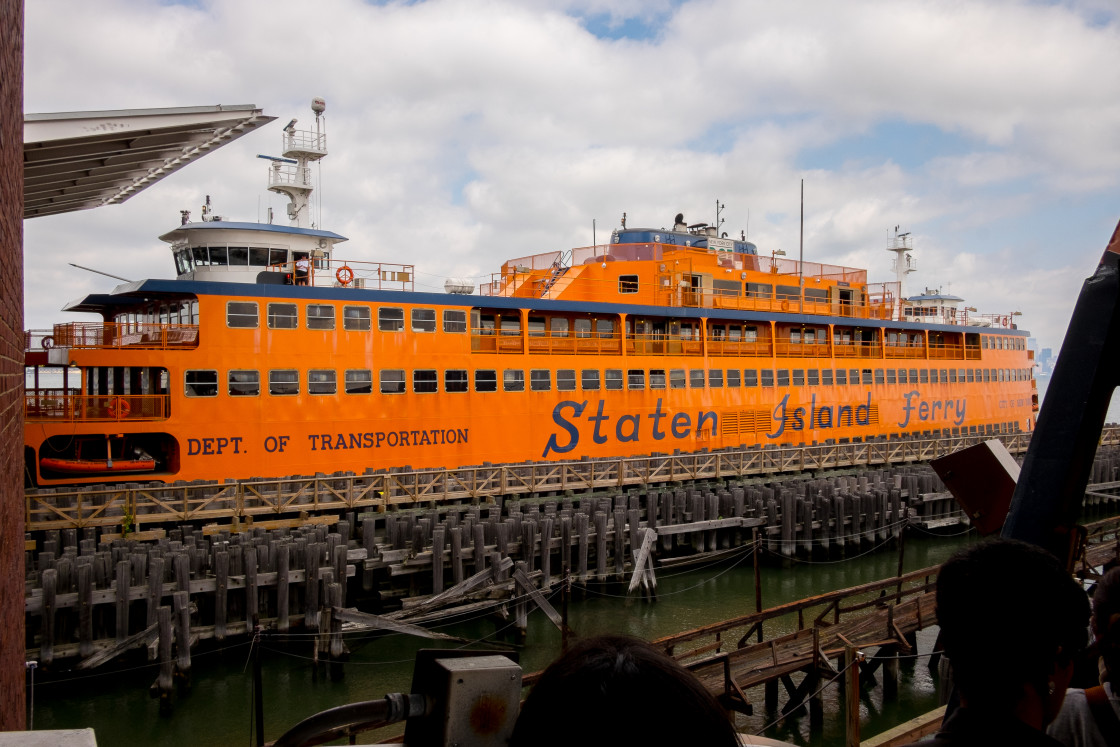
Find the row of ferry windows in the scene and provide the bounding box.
[226,302,467,333]
[225,301,1026,348]
[184,365,1033,397]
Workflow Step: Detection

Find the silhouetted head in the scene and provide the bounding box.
[937,539,1089,719]
[510,634,740,747]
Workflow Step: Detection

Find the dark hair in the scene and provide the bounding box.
[1092,566,1120,683]
[936,539,1089,711]
[509,634,740,747]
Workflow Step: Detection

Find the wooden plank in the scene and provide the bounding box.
[99,529,167,543]
[333,607,468,641]
[25,539,36,551]
[654,517,765,536]
[75,622,159,670]
[513,568,563,630]
[200,515,339,535]
[862,707,947,747]
[401,556,513,618]
[628,529,656,593]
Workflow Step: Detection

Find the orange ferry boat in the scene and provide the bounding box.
[23,100,1037,486]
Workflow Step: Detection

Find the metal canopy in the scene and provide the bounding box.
[24,104,275,219]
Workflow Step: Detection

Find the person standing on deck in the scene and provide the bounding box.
[294,254,310,286]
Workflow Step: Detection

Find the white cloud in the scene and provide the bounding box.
[22,0,1120,354]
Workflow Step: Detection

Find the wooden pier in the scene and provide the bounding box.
[28,430,1088,533]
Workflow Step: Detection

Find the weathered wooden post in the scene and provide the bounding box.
[845,646,861,747]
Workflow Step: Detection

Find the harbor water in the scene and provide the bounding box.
[31,528,973,745]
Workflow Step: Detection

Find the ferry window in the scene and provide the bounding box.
[790,329,801,344]
[836,369,847,385]
[853,369,863,384]
[874,369,885,385]
[581,370,600,390]
[268,302,300,329]
[414,370,438,393]
[207,246,227,265]
[808,369,820,386]
[413,308,437,332]
[619,275,639,294]
[380,370,406,394]
[249,247,270,266]
[345,369,373,394]
[443,310,467,333]
[228,370,260,397]
[596,319,615,339]
[690,369,705,388]
[627,370,645,390]
[531,370,551,391]
[307,304,335,330]
[970,369,978,383]
[475,370,497,392]
[552,318,570,337]
[822,369,833,385]
[949,369,958,383]
[185,370,218,397]
[528,317,547,337]
[744,369,758,387]
[226,301,259,329]
[192,246,210,266]
[886,369,896,385]
[476,313,495,335]
[776,285,801,301]
[745,283,773,299]
[981,336,989,349]
[804,288,827,303]
[379,307,405,332]
[670,369,686,389]
[500,318,521,336]
[939,368,949,382]
[503,370,525,392]
[344,306,371,331]
[777,369,790,386]
[792,369,804,386]
[174,250,190,274]
[919,369,930,384]
[727,369,741,388]
[269,248,289,267]
[309,369,337,395]
[575,319,592,338]
[228,246,249,265]
[983,369,991,383]
[760,369,774,387]
[445,370,469,393]
[712,279,740,297]
[743,326,758,342]
[909,368,919,383]
[269,369,300,396]
[650,370,667,389]
[557,369,576,391]
[709,369,723,388]
[605,369,623,390]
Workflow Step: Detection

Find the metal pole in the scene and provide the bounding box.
[254,627,265,747]
[799,179,804,313]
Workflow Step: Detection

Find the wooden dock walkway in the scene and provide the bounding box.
[27,430,1075,532]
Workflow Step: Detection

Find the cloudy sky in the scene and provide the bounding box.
[23,0,1120,354]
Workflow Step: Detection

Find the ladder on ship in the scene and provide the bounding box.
[539,250,572,298]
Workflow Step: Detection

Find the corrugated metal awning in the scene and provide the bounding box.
[24,104,275,219]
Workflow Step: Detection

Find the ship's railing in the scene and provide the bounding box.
[267,164,313,191]
[627,334,706,357]
[771,340,831,358]
[282,129,326,154]
[27,427,1105,531]
[832,342,882,359]
[27,323,200,351]
[25,393,169,422]
[928,343,965,360]
[884,343,927,359]
[471,329,626,355]
[263,258,415,291]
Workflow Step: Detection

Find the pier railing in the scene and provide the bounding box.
[27,428,1120,532]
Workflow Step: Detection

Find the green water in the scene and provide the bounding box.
[30,528,973,745]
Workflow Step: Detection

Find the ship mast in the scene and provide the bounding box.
[266,98,328,228]
[887,226,916,320]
